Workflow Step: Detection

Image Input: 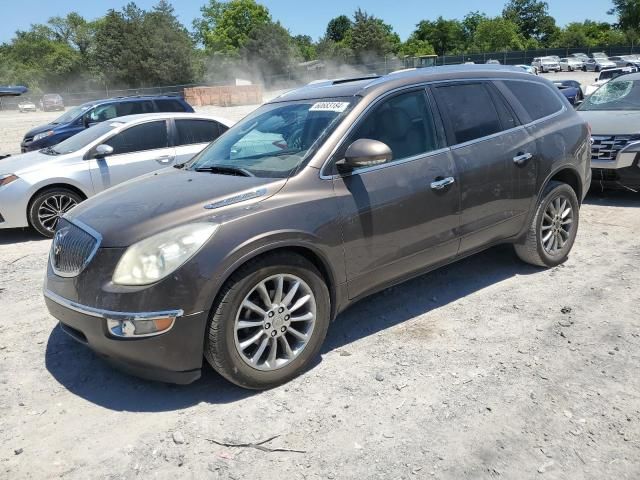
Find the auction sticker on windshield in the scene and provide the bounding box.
[309,102,350,112]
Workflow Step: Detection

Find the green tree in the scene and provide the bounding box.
[347,9,399,61]
[473,17,524,51]
[413,17,465,55]
[326,15,352,43]
[462,11,488,45]
[608,0,640,32]
[293,35,317,61]
[194,0,270,55]
[399,36,435,57]
[502,0,557,42]
[242,21,298,77]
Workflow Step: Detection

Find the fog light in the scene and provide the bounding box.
[107,316,176,338]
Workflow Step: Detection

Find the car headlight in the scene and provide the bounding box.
[33,131,54,142]
[0,174,18,188]
[113,223,218,286]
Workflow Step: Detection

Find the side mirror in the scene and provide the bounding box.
[337,139,393,171]
[83,115,91,128]
[94,144,114,159]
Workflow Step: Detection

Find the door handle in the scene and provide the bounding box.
[430,176,455,190]
[513,152,533,166]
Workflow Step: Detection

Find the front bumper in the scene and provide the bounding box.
[44,289,207,384]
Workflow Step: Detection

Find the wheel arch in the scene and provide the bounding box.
[213,241,340,322]
[544,167,583,203]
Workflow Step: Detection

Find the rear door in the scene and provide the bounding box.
[431,81,538,254]
[173,119,228,164]
[89,120,174,193]
[329,88,461,300]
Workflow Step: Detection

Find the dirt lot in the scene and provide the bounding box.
[1,73,639,479]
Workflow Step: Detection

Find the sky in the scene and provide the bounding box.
[0,0,615,44]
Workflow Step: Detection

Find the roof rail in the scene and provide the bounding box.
[332,75,381,85]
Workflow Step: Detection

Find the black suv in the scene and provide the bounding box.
[21,95,194,152]
[44,66,591,389]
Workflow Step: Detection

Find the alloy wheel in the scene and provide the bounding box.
[38,194,78,232]
[234,274,316,371]
[541,195,574,255]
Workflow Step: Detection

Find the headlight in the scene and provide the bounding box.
[112,223,218,286]
[33,131,54,142]
[0,174,18,188]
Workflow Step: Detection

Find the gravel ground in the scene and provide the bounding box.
[1,191,639,479]
[1,74,639,479]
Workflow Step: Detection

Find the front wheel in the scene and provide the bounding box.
[204,253,330,389]
[28,188,83,237]
[514,182,580,268]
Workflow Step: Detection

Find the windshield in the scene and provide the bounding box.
[579,80,640,111]
[49,121,122,155]
[186,98,356,178]
[51,105,90,125]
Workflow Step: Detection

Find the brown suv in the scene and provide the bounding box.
[43,66,591,389]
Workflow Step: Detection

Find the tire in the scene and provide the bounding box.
[28,187,83,238]
[204,252,331,389]
[514,181,580,268]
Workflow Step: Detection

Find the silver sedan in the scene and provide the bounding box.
[0,112,233,237]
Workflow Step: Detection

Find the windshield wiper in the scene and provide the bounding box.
[40,146,60,156]
[194,165,255,177]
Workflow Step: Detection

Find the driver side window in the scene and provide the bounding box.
[89,104,117,123]
[103,121,169,155]
[335,90,440,171]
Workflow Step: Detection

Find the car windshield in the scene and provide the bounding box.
[51,105,90,125]
[49,121,122,155]
[186,98,356,178]
[579,80,640,111]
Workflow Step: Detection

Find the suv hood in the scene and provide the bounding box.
[67,167,287,247]
[577,110,640,135]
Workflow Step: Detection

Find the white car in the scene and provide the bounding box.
[585,67,638,96]
[18,101,37,113]
[532,57,561,73]
[0,112,233,237]
[559,57,584,72]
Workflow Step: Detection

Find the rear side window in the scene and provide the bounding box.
[116,101,154,116]
[175,119,223,146]
[156,99,187,112]
[104,121,168,155]
[503,81,564,121]
[433,83,503,144]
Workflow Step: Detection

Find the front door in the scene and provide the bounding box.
[328,89,461,300]
[89,120,175,193]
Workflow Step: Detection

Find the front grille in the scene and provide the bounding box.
[50,219,100,277]
[23,135,33,143]
[591,135,631,161]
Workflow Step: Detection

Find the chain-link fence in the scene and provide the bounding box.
[3,45,640,111]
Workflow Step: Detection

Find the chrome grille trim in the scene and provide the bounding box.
[49,218,101,278]
[590,135,631,161]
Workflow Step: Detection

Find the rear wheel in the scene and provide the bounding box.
[514,182,580,268]
[204,253,330,389]
[28,187,83,238]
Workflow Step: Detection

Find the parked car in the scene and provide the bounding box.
[607,55,640,68]
[20,95,194,153]
[592,52,608,58]
[583,57,617,72]
[486,59,501,64]
[532,57,561,73]
[584,66,638,96]
[570,53,589,60]
[1,113,232,237]
[515,64,537,74]
[18,100,37,113]
[40,93,64,112]
[40,66,591,388]
[553,80,584,105]
[559,57,584,72]
[578,72,640,189]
